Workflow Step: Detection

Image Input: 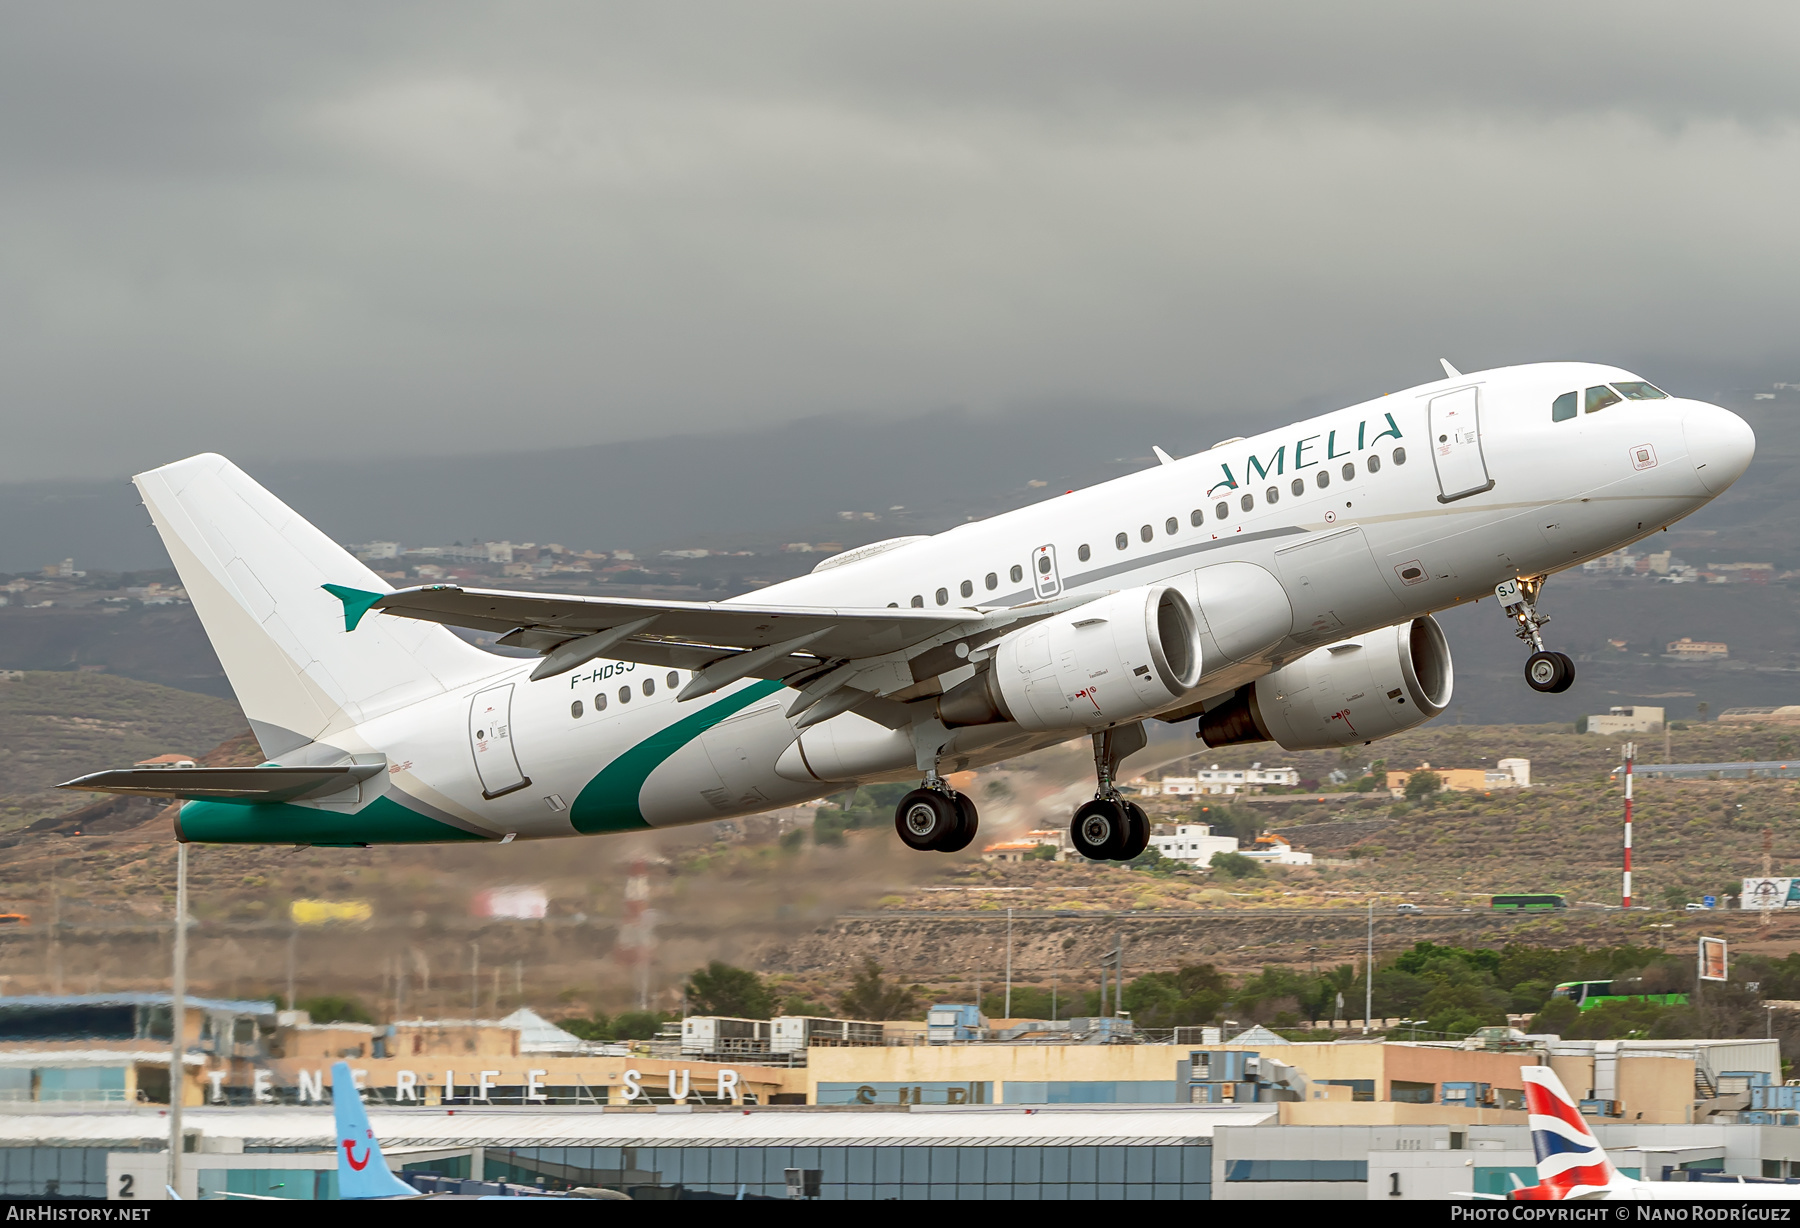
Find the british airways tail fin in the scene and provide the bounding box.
[331,1061,416,1199]
[1515,1066,1623,1200]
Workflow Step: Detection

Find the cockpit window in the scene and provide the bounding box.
[1612,381,1668,401]
[1552,392,1577,422]
[1585,385,1621,414]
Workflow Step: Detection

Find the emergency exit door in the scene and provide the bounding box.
[469,684,531,799]
[1427,387,1494,503]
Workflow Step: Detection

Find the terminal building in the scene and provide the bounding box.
[0,993,1792,1200]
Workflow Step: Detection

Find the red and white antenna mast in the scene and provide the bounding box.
[1622,741,1635,909]
[617,859,656,1012]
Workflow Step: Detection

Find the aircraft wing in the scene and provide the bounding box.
[339,583,983,656]
[57,764,385,803]
[327,582,1090,704]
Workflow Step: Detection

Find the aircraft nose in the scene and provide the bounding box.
[1683,401,1756,494]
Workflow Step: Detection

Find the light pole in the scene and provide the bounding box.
[1364,899,1374,1034]
[167,842,189,1195]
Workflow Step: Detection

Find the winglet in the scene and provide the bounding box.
[1152,446,1177,466]
[322,585,385,632]
[1440,358,1462,378]
[330,1061,416,1199]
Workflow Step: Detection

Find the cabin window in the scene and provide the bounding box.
[1139,524,1154,543]
[911,595,924,607]
[960,579,973,599]
[1115,532,1129,551]
[667,671,679,688]
[1190,508,1203,527]
[1165,517,1177,536]
[594,692,607,711]
[1078,544,1091,562]
[1316,469,1330,489]
[1291,478,1305,497]
[1585,385,1621,414]
[1037,555,1052,574]
[1552,391,1577,422]
[1262,487,1276,505]
[1367,454,1382,473]
[985,572,998,591]
[1215,501,1229,520]
[935,587,949,605]
[1392,446,1407,465]
[1240,492,1254,513]
[1613,380,1668,400]
[618,686,632,704]
[570,700,584,719]
[642,678,655,696]
[1011,564,1024,583]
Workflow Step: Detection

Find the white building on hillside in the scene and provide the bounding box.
[1161,764,1299,795]
[1148,824,1240,868]
[1240,834,1314,866]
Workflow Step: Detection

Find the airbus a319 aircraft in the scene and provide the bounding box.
[64,362,1754,860]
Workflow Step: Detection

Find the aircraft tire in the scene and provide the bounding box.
[1115,801,1151,861]
[1524,650,1569,693]
[1071,797,1130,861]
[895,789,960,851]
[935,793,979,853]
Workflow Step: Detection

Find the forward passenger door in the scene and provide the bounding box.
[1428,387,1494,503]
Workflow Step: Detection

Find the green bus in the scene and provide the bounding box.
[1491,894,1566,911]
[1551,980,1688,1011]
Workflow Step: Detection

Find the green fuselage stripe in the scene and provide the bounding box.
[570,678,787,834]
[177,794,487,846]
[176,677,789,845]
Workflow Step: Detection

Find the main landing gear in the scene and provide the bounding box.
[1497,576,1575,694]
[1069,724,1152,863]
[894,779,978,853]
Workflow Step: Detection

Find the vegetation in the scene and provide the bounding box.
[684,960,775,1018]
[839,958,921,1021]
[557,1010,672,1041]
[293,994,374,1025]
[1208,850,1263,880]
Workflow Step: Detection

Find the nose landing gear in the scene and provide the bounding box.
[1498,577,1575,694]
[1069,724,1152,862]
[893,780,978,853]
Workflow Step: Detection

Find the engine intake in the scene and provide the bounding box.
[942,586,1201,732]
[1199,616,1453,750]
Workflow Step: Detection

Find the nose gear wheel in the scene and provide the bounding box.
[1497,576,1577,694]
[1525,649,1575,694]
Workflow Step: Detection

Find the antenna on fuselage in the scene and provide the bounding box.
[1440,358,1462,378]
[1152,446,1177,466]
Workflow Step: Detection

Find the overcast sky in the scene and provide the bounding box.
[2,2,1797,482]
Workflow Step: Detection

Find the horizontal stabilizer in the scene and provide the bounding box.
[58,764,385,804]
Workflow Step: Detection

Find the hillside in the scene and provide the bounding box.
[0,672,245,832]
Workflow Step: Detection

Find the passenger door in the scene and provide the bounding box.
[468,684,530,799]
[1427,387,1493,502]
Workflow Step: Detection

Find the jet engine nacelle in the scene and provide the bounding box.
[940,585,1202,733]
[1199,616,1453,751]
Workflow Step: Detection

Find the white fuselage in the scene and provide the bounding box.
[232,361,1754,843]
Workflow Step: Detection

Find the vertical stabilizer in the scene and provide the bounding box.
[134,454,497,757]
[1518,1066,1623,1199]
[330,1061,416,1199]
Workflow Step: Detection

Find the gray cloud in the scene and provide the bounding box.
[1,2,1797,480]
